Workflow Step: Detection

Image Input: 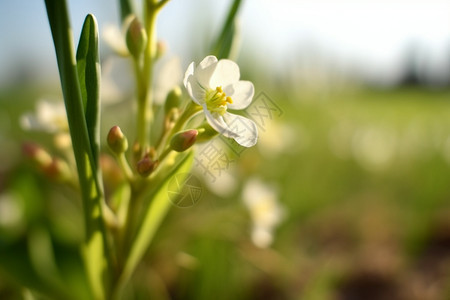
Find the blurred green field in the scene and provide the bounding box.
[1,86,450,299]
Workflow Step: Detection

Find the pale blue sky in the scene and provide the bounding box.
[1,0,450,87]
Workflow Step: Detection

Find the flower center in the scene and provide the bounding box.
[205,86,233,116]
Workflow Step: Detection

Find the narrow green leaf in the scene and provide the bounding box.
[114,151,195,297]
[44,1,110,298]
[76,14,101,170]
[119,0,134,22]
[211,0,242,59]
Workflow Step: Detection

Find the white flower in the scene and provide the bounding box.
[183,55,258,147]
[243,178,285,248]
[102,23,129,57]
[20,99,68,133]
[154,55,183,105]
[101,57,130,105]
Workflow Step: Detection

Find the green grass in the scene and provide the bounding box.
[1,86,450,299]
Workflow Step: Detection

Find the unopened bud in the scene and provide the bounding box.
[22,142,52,168]
[156,40,167,60]
[136,156,158,177]
[164,86,182,114]
[44,158,71,182]
[196,123,219,143]
[126,16,147,59]
[107,126,128,155]
[170,129,198,152]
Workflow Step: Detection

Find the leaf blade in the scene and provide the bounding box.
[44,1,110,298]
[76,14,101,170]
[211,0,242,59]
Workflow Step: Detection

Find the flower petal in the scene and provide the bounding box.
[184,57,219,103]
[183,62,194,88]
[183,62,201,104]
[224,81,254,110]
[154,56,182,105]
[203,105,239,139]
[222,113,258,147]
[102,24,129,56]
[197,55,218,70]
[209,59,240,89]
[186,77,206,105]
[20,113,40,131]
[194,61,217,90]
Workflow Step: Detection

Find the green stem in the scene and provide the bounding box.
[135,0,161,155]
[158,146,172,163]
[133,57,148,155]
[112,151,193,299]
[117,152,134,182]
[158,102,202,154]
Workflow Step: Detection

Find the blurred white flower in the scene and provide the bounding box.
[20,99,68,133]
[102,23,129,57]
[200,166,238,197]
[351,127,397,172]
[258,121,299,157]
[101,58,131,105]
[184,55,258,147]
[154,55,183,105]
[243,178,285,248]
[102,21,182,106]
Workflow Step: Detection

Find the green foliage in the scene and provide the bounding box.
[211,0,242,59]
[76,14,101,170]
[0,171,91,300]
[44,1,109,298]
[116,151,195,297]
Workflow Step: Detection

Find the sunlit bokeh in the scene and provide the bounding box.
[1,0,450,299]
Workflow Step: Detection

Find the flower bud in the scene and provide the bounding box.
[107,126,128,155]
[170,129,198,152]
[136,156,158,177]
[44,158,72,182]
[22,142,72,182]
[126,16,147,59]
[196,123,219,143]
[22,142,52,168]
[164,86,182,114]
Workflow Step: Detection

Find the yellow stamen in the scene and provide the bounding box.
[205,86,233,116]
